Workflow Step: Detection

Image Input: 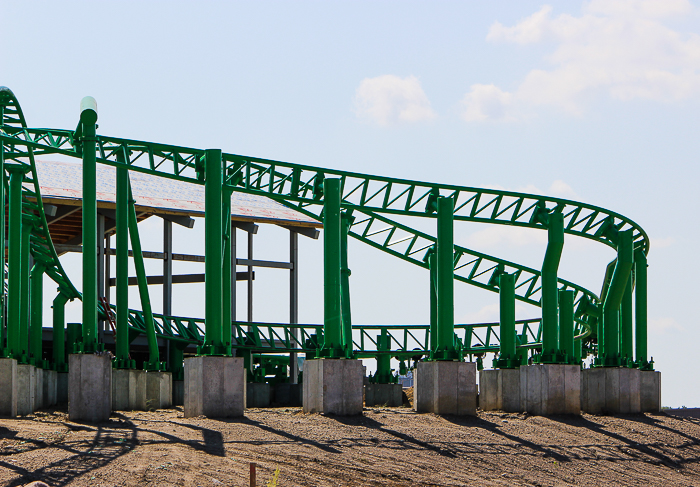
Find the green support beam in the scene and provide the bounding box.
[427,249,437,357]
[620,273,633,365]
[340,212,353,358]
[52,292,69,372]
[539,212,564,363]
[19,214,33,363]
[114,158,133,368]
[495,272,518,368]
[30,262,45,366]
[0,123,5,350]
[80,96,99,353]
[435,196,457,360]
[373,329,394,383]
[4,164,27,359]
[222,186,233,352]
[320,178,343,358]
[558,289,575,364]
[634,249,652,370]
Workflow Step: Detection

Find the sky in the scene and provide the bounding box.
[1,0,699,407]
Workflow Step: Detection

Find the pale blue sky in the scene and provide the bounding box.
[2,0,699,407]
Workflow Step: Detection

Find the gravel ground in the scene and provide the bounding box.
[0,406,699,486]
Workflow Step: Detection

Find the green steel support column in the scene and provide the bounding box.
[574,338,582,364]
[19,214,33,362]
[0,128,5,350]
[320,178,343,358]
[558,289,575,364]
[599,229,634,367]
[340,212,353,357]
[634,249,651,369]
[203,149,224,354]
[169,343,186,381]
[222,187,232,353]
[540,212,564,363]
[620,274,633,365]
[5,164,26,358]
[375,329,392,383]
[428,249,437,357]
[436,196,456,360]
[495,272,516,368]
[80,97,98,352]
[128,184,162,370]
[30,262,45,366]
[52,292,69,372]
[115,158,131,368]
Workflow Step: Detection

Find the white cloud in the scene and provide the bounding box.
[649,316,685,333]
[463,226,548,250]
[549,179,578,198]
[651,236,675,248]
[464,0,700,121]
[353,75,436,126]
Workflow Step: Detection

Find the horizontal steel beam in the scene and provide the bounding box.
[279,224,320,240]
[108,271,255,287]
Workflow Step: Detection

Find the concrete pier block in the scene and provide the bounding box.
[581,367,644,414]
[479,368,521,412]
[146,371,172,410]
[0,358,18,417]
[246,383,272,408]
[273,383,302,406]
[43,370,57,408]
[414,361,477,416]
[17,364,36,416]
[520,364,580,415]
[68,354,112,423]
[57,372,68,404]
[640,370,661,413]
[34,368,44,410]
[173,381,184,406]
[303,359,363,415]
[365,383,403,407]
[112,369,147,411]
[184,356,245,418]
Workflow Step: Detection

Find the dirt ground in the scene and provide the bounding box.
[0,403,699,487]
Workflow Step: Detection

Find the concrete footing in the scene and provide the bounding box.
[273,383,302,406]
[479,368,521,412]
[57,372,68,404]
[34,368,44,411]
[43,369,57,408]
[184,356,245,418]
[520,364,580,415]
[68,354,112,423]
[247,383,272,408]
[0,358,18,417]
[112,369,147,411]
[303,359,363,415]
[414,361,477,415]
[173,381,184,406]
[581,368,661,414]
[146,371,172,410]
[365,383,403,407]
[17,364,36,416]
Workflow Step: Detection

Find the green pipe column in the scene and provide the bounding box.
[495,272,517,368]
[340,212,353,357]
[169,343,186,380]
[222,187,232,353]
[599,229,634,367]
[558,289,575,363]
[634,249,651,369]
[30,262,45,366]
[114,158,132,368]
[436,196,457,360]
[540,212,564,363]
[19,214,33,362]
[620,275,634,365]
[374,329,392,383]
[127,183,162,370]
[80,97,98,352]
[428,249,437,357]
[5,164,27,358]
[203,149,224,354]
[52,292,69,371]
[0,128,5,349]
[320,178,343,358]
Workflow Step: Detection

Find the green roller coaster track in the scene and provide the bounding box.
[0,87,653,382]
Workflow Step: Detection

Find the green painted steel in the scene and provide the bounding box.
[30,263,45,366]
[52,293,69,372]
[620,274,634,365]
[539,212,564,363]
[222,186,233,352]
[19,213,33,362]
[558,289,575,364]
[435,196,457,360]
[320,178,343,358]
[202,149,225,355]
[372,329,394,383]
[598,229,634,367]
[127,180,162,370]
[340,212,353,357]
[114,160,132,368]
[80,96,99,353]
[494,272,518,368]
[427,249,437,355]
[634,249,651,370]
[5,164,26,359]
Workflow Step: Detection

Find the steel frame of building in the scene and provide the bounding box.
[0,87,653,387]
